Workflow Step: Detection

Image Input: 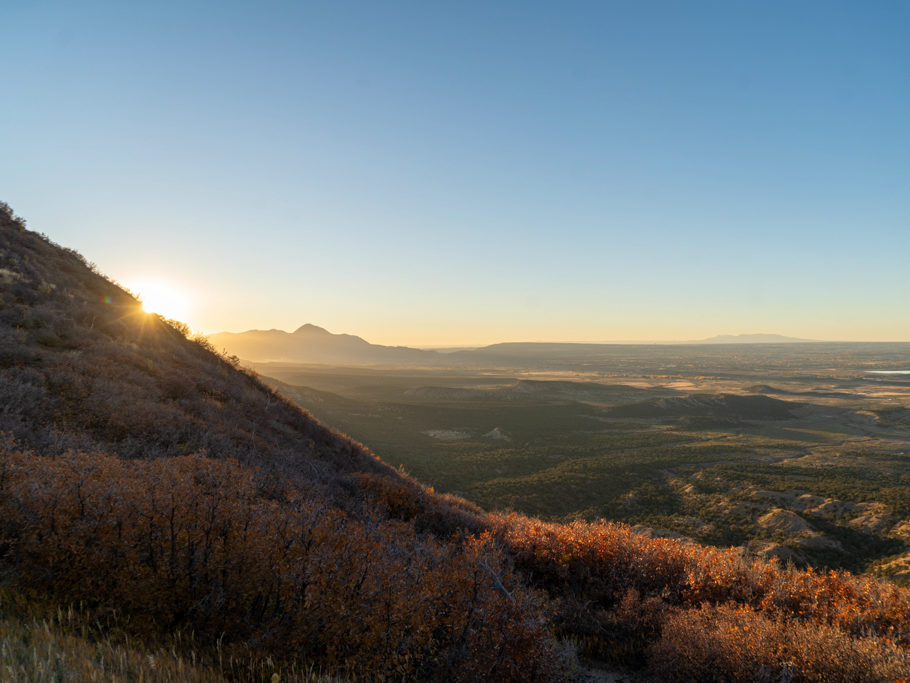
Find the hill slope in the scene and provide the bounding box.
[0,206,551,680]
[1,204,909,681]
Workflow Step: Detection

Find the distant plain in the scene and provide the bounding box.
[252,342,910,576]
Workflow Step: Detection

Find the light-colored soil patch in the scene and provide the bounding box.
[483,427,511,441]
[422,429,471,440]
[875,552,910,582]
[664,380,700,390]
[758,508,815,534]
[892,519,910,538]
[847,510,893,534]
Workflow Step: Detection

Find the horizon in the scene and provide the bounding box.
[3,2,909,346]
[206,322,910,348]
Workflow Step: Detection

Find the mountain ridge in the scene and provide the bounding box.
[208,327,827,368]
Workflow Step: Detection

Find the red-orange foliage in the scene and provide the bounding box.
[650,602,910,682]
[495,514,910,675]
[0,447,564,681]
[354,471,487,537]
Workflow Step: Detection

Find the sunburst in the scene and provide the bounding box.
[131,280,191,322]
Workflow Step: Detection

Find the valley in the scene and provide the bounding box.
[252,343,910,576]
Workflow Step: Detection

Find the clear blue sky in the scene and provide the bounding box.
[3,1,908,345]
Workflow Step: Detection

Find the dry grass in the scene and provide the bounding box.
[0,596,220,681]
[0,588,341,682]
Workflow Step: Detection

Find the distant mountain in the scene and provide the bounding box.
[693,333,820,344]
[207,329,824,365]
[207,323,438,365]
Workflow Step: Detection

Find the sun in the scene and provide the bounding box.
[131,280,191,322]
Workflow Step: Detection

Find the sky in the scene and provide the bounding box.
[2,1,908,346]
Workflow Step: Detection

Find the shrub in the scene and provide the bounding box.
[0,446,565,680]
[648,602,910,682]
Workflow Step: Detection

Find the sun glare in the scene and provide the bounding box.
[131,281,191,322]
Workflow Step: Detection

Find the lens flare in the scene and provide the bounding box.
[131,281,191,322]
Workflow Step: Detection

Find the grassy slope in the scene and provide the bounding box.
[0,588,342,682]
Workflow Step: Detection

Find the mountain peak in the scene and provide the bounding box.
[293,323,331,335]
[209,323,432,364]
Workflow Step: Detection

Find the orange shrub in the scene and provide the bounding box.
[494,513,910,666]
[649,602,910,682]
[0,446,565,680]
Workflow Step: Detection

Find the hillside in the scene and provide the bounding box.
[207,323,437,365]
[1,203,909,681]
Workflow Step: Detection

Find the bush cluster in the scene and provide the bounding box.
[494,515,910,678]
[0,447,563,680]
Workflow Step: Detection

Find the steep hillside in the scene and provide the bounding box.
[0,245,373,473]
[1,204,909,681]
[0,206,551,680]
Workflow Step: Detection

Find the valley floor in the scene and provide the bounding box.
[255,344,910,576]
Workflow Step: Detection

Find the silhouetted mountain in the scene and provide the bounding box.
[207,323,438,365]
[206,330,823,369]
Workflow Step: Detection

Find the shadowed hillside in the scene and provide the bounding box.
[1,203,909,681]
